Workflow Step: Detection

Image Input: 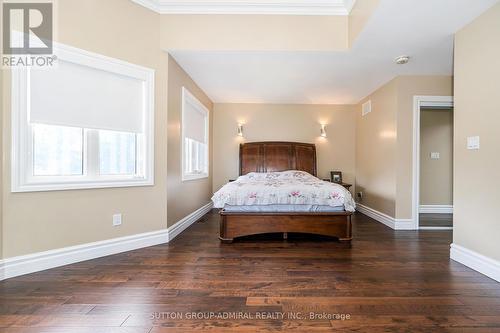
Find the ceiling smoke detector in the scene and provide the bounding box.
[395,55,410,65]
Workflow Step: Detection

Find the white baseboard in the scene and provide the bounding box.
[394,219,417,230]
[419,226,453,230]
[0,202,213,281]
[168,202,213,241]
[419,205,453,214]
[0,229,168,281]
[450,243,500,283]
[356,203,417,230]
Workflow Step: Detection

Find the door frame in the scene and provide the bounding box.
[412,96,454,230]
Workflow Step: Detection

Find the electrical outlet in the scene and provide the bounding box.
[357,192,363,199]
[113,214,122,226]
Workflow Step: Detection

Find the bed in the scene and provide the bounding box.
[212,142,355,243]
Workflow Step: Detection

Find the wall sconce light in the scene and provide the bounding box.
[320,124,327,138]
[237,124,244,137]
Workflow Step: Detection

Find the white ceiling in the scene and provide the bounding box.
[171,0,499,104]
[132,0,356,15]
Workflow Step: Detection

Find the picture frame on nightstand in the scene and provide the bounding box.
[330,171,343,184]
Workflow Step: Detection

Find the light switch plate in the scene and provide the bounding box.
[430,152,440,159]
[467,136,480,150]
[113,214,122,226]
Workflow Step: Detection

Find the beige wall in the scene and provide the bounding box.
[356,79,398,217]
[167,56,213,226]
[395,76,453,219]
[160,15,348,51]
[159,0,382,52]
[213,103,356,192]
[1,0,169,258]
[420,109,453,206]
[454,2,500,261]
[355,76,453,218]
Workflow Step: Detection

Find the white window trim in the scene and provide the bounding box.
[11,41,155,192]
[181,87,209,182]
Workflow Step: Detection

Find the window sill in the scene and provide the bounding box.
[182,173,208,182]
[11,178,154,193]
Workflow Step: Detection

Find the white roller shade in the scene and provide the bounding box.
[183,89,208,143]
[29,58,146,133]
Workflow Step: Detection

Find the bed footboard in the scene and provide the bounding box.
[219,210,352,243]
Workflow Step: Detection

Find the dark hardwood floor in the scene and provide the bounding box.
[1,210,500,332]
[420,213,453,228]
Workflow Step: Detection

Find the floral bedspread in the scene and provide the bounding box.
[211,170,356,212]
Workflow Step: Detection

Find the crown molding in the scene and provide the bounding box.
[131,0,356,15]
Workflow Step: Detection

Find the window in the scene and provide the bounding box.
[181,87,209,181]
[99,130,137,175]
[33,124,84,176]
[11,42,155,192]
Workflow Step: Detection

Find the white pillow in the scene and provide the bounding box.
[241,170,315,181]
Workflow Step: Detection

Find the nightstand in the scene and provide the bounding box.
[340,183,352,191]
[323,179,352,191]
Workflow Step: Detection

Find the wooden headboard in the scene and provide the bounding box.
[239,142,317,176]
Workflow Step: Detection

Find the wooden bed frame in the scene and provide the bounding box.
[219,141,352,243]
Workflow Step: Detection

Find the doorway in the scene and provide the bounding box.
[419,106,453,228]
[412,96,454,230]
